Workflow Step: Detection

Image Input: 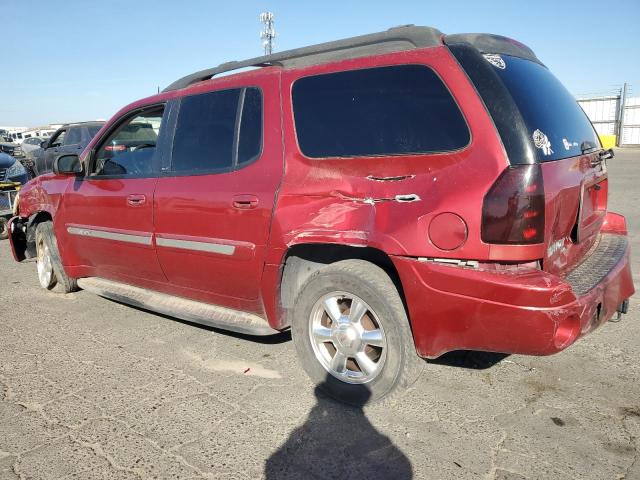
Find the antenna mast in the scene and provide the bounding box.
[259,11,276,55]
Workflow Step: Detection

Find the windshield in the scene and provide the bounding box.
[491,55,600,161]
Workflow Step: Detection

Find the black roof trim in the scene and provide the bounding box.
[444,33,543,66]
[163,25,442,92]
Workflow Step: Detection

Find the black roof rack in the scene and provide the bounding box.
[163,25,442,92]
[444,33,542,65]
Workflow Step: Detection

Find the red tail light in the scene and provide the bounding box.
[481,164,545,244]
[105,145,126,152]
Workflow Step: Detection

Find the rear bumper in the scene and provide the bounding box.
[393,232,634,359]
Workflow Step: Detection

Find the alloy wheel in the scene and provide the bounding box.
[309,291,387,384]
[37,240,54,288]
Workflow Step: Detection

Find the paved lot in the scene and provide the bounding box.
[1,149,639,480]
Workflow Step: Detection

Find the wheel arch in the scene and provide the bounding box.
[24,210,54,258]
[276,243,408,329]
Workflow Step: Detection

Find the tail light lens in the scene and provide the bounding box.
[105,144,127,152]
[481,164,545,244]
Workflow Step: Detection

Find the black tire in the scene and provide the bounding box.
[0,217,8,240]
[35,221,78,293]
[291,259,423,405]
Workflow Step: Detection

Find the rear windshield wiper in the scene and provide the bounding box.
[580,141,599,154]
[588,146,614,167]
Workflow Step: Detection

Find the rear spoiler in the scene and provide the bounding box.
[444,33,544,66]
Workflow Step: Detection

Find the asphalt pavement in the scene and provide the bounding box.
[1,149,639,480]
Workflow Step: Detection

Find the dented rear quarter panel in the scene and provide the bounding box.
[271,46,514,261]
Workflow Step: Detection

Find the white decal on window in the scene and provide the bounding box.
[533,129,553,156]
[483,54,506,69]
[562,138,579,150]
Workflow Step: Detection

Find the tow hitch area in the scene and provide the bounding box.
[615,299,630,320]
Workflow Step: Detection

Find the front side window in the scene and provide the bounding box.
[87,125,103,139]
[292,65,470,158]
[65,127,82,145]
[171,87,262,173]
[92,106,164,177]
[49,130,66,148]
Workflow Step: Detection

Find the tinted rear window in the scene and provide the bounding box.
[292,65,470,158]
[478,54,598,162]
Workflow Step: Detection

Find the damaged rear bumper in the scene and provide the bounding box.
[392,233,634,359]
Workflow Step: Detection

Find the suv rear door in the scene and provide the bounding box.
[57,106,168,283]
[153,70,282,307]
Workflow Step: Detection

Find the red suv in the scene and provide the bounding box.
[7,26,634,403]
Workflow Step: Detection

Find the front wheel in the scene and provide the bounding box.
[35,221,78,293]
[291,260,423,405]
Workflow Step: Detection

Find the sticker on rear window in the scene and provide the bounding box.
[532,129,553,156]
[483,54,506,69]
[562,138,578,150]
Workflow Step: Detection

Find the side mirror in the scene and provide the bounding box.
[53,154,83,176]
[40,140,49,149]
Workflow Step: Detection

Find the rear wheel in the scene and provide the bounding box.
[35,221,78,293]
[292,259,423,405]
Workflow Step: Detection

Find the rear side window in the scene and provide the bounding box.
[292,65,469,158]
[171,87,262,173]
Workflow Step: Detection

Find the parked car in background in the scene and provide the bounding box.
[6,26,634,404]
[33,121,104,176]
[16,137,42,178]
[0,135,24,159]
[0,152,28,185]
[21,137,44,159]
[9,132,24,143]
[0,152,28,239]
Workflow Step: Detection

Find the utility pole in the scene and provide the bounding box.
[617,82,628,147]
[260,12,276,55]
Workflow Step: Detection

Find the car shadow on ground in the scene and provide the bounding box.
[427,350,510,370]
[264,376,413,479]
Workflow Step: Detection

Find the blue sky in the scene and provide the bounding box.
[2,0,639,126]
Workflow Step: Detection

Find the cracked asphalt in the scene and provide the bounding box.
[1,149,639,480]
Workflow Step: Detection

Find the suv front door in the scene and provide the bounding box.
[58,106,168,284]
[153,71,282,308]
